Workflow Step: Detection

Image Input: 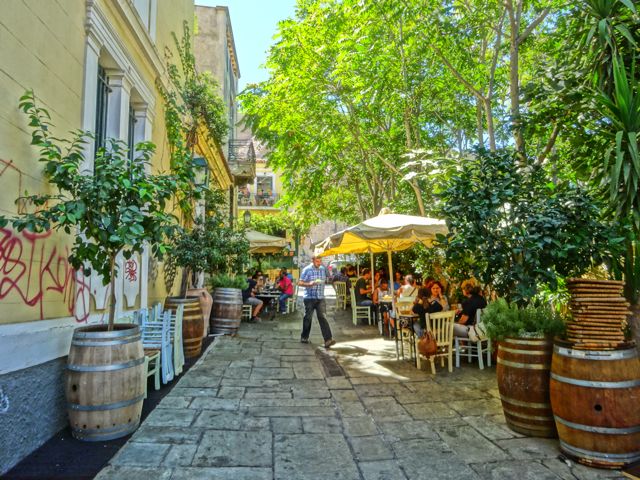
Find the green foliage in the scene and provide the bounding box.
[157,21,228,224]
[208,273,248,290]
[3,91,178,325]
[249,210,312,238]
[437,148,623,305]
[482,298,566,340]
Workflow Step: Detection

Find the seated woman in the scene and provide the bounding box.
[242,273,264,322]
[276,268,294,314]
[394,275,419,334]
[454,280,487,338]
[373,278,392,336]
[413,280,450,337]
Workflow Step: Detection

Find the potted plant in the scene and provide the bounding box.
[0,91,178,441]
[209,273,249,335]
[482,299,566,438]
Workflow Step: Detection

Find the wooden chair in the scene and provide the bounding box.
[417,310,456,374]
[395,297,418,362]
[333,281,348,310]
[242,304,252,321]
[349,288,372,326]
[140,308,174,384]
[286,284,299,313]
[455,309,492,369]
[167,304,185,377]
[118,311,160,397]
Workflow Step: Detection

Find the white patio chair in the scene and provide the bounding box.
[454,309,492,369]
[286,284,300,313]
[417,310,456,374]
[333,281,348,310]
[349,288,372,326]
[140,309,174,384]
[167,304,185,377]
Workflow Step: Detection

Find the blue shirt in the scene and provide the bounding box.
[300,263,327,299]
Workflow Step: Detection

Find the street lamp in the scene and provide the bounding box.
[243,210,251,227]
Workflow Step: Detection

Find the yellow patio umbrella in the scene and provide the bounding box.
[314,210,448,299]
[246,229,288,254]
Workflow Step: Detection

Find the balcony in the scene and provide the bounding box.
[227,140,256,184]
[238,192,281,208]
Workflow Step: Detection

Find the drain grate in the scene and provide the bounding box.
[315,349,345,377]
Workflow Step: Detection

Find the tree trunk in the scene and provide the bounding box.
[483,97,497,152]
[108,254,117,331]
[476,99,484,147]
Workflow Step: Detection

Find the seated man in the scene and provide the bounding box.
[373,278,392,335]
[242,273,263,322]
[354,268,374,323]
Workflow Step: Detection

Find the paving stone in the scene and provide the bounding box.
[463,414,521,440]
[244,388,292,399]
[302,416,342,433]
[540,458,626,479]
[130,426,202,444]
[94,466,173,480]
[223,367,252,379]
[162,444,197,467]
[193,411,269,430]
[271,417,303,434]
[403,402,459,420]
[111,442,170,466]
[350,435,394,461]
[229,359,255,368]
[332,390,360,402]
[350,376,382,384]
[398,450,482,480]
[170,467,273,480]
[192,430,272,467]
[274,434,360,480]
[336,401,368,417]
[326,376,352,389]
[248,405,336,417]
[378,421,439,442]
[241,397,332,408]
[434,424,509,463]
[169,387,219,397]
[189,397,241,411]
[220,378,281,388]
[145,408,198,427]
[156,395,192,409]
[291,385,331,399]
[216,386,245,398]
[343,417,379,437]
[449,397,503,416]
[495,437,561,460]
[362,397,412,422]
[359,460,409,480]
[392,438,451,460]
[470,460,560,479]
[293,363,325,379]
[176,374,222,388]
[250,367,295,380]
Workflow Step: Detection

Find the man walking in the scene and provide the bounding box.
[298,256,336,348]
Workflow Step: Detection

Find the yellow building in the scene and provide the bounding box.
[0,0,211,472]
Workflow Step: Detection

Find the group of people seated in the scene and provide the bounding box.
[242,268,295,322]
[335,266,487,339]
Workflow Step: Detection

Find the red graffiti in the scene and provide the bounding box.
[0,228,90,322]
[124,258,137,282]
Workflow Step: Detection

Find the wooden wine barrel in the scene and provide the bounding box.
[186,288,213,339]
[550,341,640,469]
[496,336,557,438]
[165,296,203,358]
[65,324,145,441]
[211,288,243,335]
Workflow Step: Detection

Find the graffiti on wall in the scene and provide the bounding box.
[0,228,91,322]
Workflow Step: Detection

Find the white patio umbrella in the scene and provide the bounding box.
[246,229,288,254]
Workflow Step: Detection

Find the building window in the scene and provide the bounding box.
[127,105,137,161]
[95,66,109,152]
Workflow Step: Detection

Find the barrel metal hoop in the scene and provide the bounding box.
[500,347,551,356]
[554,345,638,360]
[550,373,640,389]
[71,336,141,347]
[504,337,548,345]
[500,394,551,409]
[507,418,554,431]
[67,357,145,372]
[73,326,140,339]
[497,358,550,370]
[560,440,640,462]
[73,422,139,441]
[68,394,144,412]
[555,415,640,434]
[503,406,553,421]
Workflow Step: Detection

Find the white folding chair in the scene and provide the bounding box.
[333,281,348,310]
[140,309,174,384]
[349,288,372,326]
[286,284,299,313]
[417,310,456,374]
[455,309,492,369]
[167,304,185,377]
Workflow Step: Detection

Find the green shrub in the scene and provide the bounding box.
[209,274,248,290]
[482,298,566,340]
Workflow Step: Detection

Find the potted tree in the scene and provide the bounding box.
[0,91,178,441]
[482,299,566,437]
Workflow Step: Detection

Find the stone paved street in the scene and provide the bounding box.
[95,295,625,480]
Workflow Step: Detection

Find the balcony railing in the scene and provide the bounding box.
[228,140,256,183]
[238,192,281,208]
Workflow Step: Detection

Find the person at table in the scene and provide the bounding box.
[298,256,336,348]
[414,280,450,335]
[397,274,418,299]
[393,270,403,292]
[277,268,294,314]
[354,268,374,323]
[454,280,487,337]
[242,273,264,322]
[373,278,392,336]
[331,266,351,294]
[254,270,265,293]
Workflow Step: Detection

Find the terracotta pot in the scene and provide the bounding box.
[165,296,203,358]
[187,288,213,339]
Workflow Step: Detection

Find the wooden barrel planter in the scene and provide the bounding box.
[165,296,203,358]
[496,336,557,438]
[65,324,145,441]
[211,288,243,335]
[550,341,640,469]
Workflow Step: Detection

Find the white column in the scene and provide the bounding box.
[105,71,131,141]
[80,33,101,172]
